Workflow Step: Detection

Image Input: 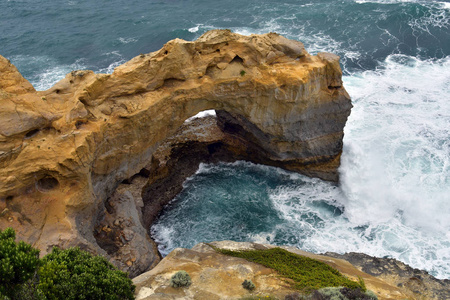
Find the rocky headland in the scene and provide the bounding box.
[0,29,351,274]
[1,29,448,299]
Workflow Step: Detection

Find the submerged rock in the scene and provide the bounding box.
[0,30,351,274]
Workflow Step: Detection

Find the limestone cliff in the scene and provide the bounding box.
[133,241,431,300]
[0,30,351,275]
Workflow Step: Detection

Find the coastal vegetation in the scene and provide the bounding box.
[38,247,135,300]
[0,228,135,300]
[169,270,192,288]
[0,228,40,299]
[242,279,256,291]
[214,247,365,292]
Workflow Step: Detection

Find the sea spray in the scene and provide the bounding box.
[341,54,450,232]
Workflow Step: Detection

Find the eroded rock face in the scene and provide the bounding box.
[0,30,351,275]
[325,252,450,300]
[133,241,412,300]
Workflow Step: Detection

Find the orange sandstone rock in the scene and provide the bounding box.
[0,30,351,275]
[133,241,412,300]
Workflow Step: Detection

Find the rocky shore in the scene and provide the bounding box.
[132,241,449,300]
[1,29,447,299]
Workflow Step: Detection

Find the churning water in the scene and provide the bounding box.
[2,0,449,279]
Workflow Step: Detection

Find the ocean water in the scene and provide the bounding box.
[1,0,449,279]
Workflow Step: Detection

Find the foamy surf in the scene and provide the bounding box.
[152,159,450,278]
[10,55,86,91]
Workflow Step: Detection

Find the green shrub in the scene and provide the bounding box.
[38,247,135,300]
[0,227,40,299]
[214,247,364,292]
[364,290,378,300]
[10,274,46,300]
[316,287,346,300]
[169,271,191,288]
[314,286,378,300]
[242,279,255,291]
[340,287,378,300]
[357,277,366,292]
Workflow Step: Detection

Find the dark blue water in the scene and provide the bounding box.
[2,0,449,278]
[3,0,449,87]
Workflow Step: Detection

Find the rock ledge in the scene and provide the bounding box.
[133,241,424,300]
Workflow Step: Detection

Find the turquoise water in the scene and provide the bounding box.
[2,0,449,278]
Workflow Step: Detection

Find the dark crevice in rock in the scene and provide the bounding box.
[138,168,150,178]
[75,120,88,129]
[231,55,244,64]
[162,78,185,88]
[36,176,59,192]
[24,128,40,138]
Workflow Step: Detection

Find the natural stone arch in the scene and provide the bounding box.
[0,30,351,275]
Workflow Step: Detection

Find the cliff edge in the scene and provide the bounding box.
[133,241,439,300]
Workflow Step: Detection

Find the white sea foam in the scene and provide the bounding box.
[10,55,86,91]
[266,178,450,278]
[339,54,450,278]
[10,53,126,90]
[118,37,137,44]
[184,110,216,123]
[408,3,450,31]
[98,59,126,74]
[355,0,418,4]
[355,0,450,12]
[184,20,342,59]
[150,225,175,256]
[439,2,450,9]
[188,25,201,33]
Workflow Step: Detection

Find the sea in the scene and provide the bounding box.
[1,0,449,279]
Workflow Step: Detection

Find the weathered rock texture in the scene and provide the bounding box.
[0,30,351,275]
[325,252,450,300]
[133,241,412,300]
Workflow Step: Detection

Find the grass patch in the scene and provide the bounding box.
[214,247,364,293]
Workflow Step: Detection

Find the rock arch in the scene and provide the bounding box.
[0,30,351,275]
